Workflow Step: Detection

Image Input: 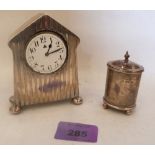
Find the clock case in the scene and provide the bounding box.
[8,15,83,114]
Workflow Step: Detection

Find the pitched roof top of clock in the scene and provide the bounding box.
[8,14,80,47]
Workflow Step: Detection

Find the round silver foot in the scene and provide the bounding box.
[9,104,22,114]
[103,103,108,109]
[126,109,133,115]
[9,96,22,114]
[72,96,83,105]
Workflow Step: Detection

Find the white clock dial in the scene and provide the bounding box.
[26,32,67,74]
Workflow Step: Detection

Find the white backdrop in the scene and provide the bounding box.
[0,11,155,144]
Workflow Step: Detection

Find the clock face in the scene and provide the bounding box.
[25,32,67,74]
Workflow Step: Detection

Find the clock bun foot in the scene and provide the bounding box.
[9,96,22,114]
[10,105,22,114]
[125,109,133,115]
[72,96,83,105]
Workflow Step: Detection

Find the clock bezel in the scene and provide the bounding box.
[25,30,68,74]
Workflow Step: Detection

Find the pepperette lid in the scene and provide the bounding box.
[107,51,144,73]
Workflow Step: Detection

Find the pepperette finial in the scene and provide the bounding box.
[124,51,130,64]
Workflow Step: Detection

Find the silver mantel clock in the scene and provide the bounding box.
[8,14,83,114]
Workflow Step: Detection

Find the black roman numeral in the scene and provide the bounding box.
[59,55,62,60]
[33,63,38,68]
[55,61,59,68]
[28,56,34,62]
[56,41,60,47]
[34,41,39,47]
[40,36,46,43]
[30,48,34,53]
[48,65,52,71]
[40,65,45,71]
[59,49,63,53]
[30,48,36,53]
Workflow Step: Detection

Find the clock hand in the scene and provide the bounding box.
[45,48,62,56]
[45,43,52,56]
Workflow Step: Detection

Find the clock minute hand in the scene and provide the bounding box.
[45,48,62,56]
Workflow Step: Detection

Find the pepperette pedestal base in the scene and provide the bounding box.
[103,98,135,115]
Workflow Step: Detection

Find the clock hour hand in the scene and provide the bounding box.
[45,43,52,55]
[45,48,62,56]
